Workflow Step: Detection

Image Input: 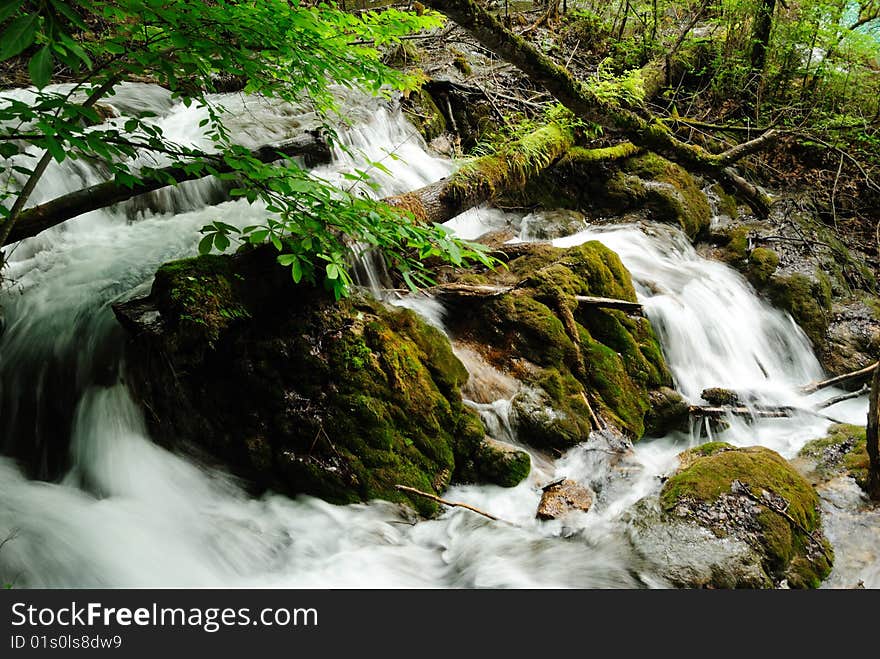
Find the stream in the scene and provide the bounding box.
[0,84,876,588]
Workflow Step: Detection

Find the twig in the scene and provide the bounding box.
[394,484,506,522]
[815,385,869,410]
[732,481,833,563]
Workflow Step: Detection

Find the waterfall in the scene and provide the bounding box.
[0,84,875,588]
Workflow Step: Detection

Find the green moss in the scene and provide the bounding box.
[153,254,250,345]
[402,87,447,142]
[766,273,831,348]
[746,247,779,287]
[447,241,671,441]
[799,423,870,489]
[716,226,749,264]
[621,152,711,239]
[446,123,574,203]
[710,182,738,219]
[660,444,831,587]
[472,440,530,487]
[451,49,472,76]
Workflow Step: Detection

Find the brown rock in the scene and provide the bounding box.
[536,479,594,520]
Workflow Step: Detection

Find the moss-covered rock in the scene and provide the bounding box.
[798,424,870,491]
[644,386,690,437]
[443,241,671,445]
[618,153,712,239]
[116,248,524,516]
[402,87,447,142]
[658,443,833,588]
[765,272,832,349]
[746,247,779,287]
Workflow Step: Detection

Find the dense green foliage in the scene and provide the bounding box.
[0,0,495,297]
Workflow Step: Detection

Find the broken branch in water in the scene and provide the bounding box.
[814,385,869,410]
[689,405,846,424]
[800,362,878,394]
[394,484,505,522]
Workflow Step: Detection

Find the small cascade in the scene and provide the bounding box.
[0,82,876,588]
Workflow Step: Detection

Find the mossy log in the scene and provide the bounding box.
[5,130,332,245]
[423,0,778,214]
[385,122,573,224]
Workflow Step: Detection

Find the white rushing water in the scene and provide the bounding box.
[0,84,876,588]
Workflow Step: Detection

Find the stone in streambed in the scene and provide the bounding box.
[651,442,833,588]
[114,247,528,516]
[536,478,594,520]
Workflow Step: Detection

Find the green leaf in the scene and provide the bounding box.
[291,258,303,283]
[0,1,23,24]
[325,263,339,280]
[214,233,230,251]
[0,13,38,62]
[43,136,66,163]
[198,234,214,255]
[28,46,52,89]
[48,0,88,30]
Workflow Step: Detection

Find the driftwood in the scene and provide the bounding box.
[394,484,504,522]
[800,362,878,394]
[689,405,845,424]
[5,131,332,245]
[815,385,869,410]
[431,282,643,313]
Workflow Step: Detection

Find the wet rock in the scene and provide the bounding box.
[644,386,690,437]
[443,241,672,443]
[797,424,870,491]
[824,299,880,375]
[114,247,514,516]
[517,209,588,241]
[536,478,594,520]
[655,442,833,588]
[700,387,741,406]
[469,438,531,488]
[626,498,771,588]
[402,87,447,142]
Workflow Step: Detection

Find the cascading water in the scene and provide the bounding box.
[0,83,876,588]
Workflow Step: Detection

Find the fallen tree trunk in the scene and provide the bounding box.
[801,362,878,394]
[432,282,643,312]
[5,131,332,245]
[385,123,573,224]
[423,0,780,213]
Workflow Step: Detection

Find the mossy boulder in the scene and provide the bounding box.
[658,443,833,588]
[765,272,832,349]
[402,87,447,142]
[115,248,527,516]
[746,247,779,287]
[443,241,671,446]
[798,424,870,491]
[617,153,712,239]
[644,386,690,437]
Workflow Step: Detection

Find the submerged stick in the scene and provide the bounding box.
[394,484,504,522]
